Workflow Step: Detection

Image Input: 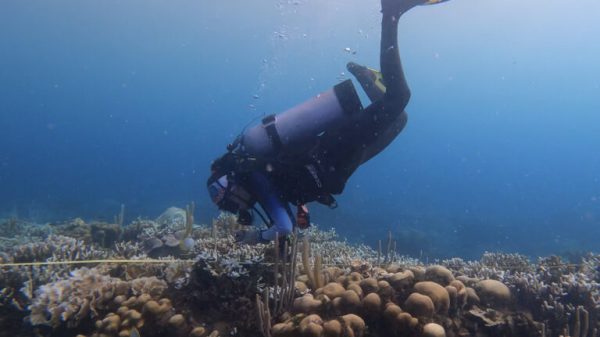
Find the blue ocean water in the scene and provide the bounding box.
[1,0,599,259]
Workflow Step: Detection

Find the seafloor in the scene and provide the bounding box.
[0,207,598,337]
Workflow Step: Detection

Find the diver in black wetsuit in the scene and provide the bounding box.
[207,0,450,244]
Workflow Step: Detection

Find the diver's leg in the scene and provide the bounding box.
[348,0,421,109]
[379,0,423,114]
[318,0,426,193]
[359,110,407,164]
[352,0,423,163]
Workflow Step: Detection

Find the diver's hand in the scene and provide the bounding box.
[296,204,311,229]
[234,229,261,245]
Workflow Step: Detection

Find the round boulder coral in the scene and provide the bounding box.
[190,326,207,337]
[414,281,450,314]
[293,294,322,314]
[475,279,511,308]
[168,314,185,327]
[321,282,346,299]
[449,280,465,292]
[300,314,324,337]
[341,290,361,307]
[456,275,479,287]
[362,293,382,314]
[272,322,295,337]
[333,290,361,314]
[422,323,446,337]
[388,270,414,290]
[341,314,365,337]
[404,293,434,319]
[425,265,454,286]
[323,320,342,337]
[409,266,426,281]
[359,278,379,294]
[394,312,418,331]
[296,281,308,294]
[345,272,363,286]
[445,285,458,311]
[383,303,402,321]
[466,287,480,307]
[377,280,394,301]
[346,283,363,297]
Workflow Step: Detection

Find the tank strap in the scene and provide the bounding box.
[261,114,283,152]
[333,79,363,114]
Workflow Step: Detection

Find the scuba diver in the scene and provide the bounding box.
[207,0,449,245]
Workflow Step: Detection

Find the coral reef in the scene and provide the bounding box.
[272,244,542,337]
[440,253,600,336]
[1,210,600,337]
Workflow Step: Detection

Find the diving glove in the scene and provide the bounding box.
[296,204,311,229]
[234,229,262,245]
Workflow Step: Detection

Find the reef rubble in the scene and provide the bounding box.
[0,212,599,337]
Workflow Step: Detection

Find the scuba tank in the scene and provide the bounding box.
[241,79,363,158]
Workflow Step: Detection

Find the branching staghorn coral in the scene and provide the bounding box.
[303,224,338,243]
[480,251,533,273]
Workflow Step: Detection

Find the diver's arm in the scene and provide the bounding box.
[249,172,294,241]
